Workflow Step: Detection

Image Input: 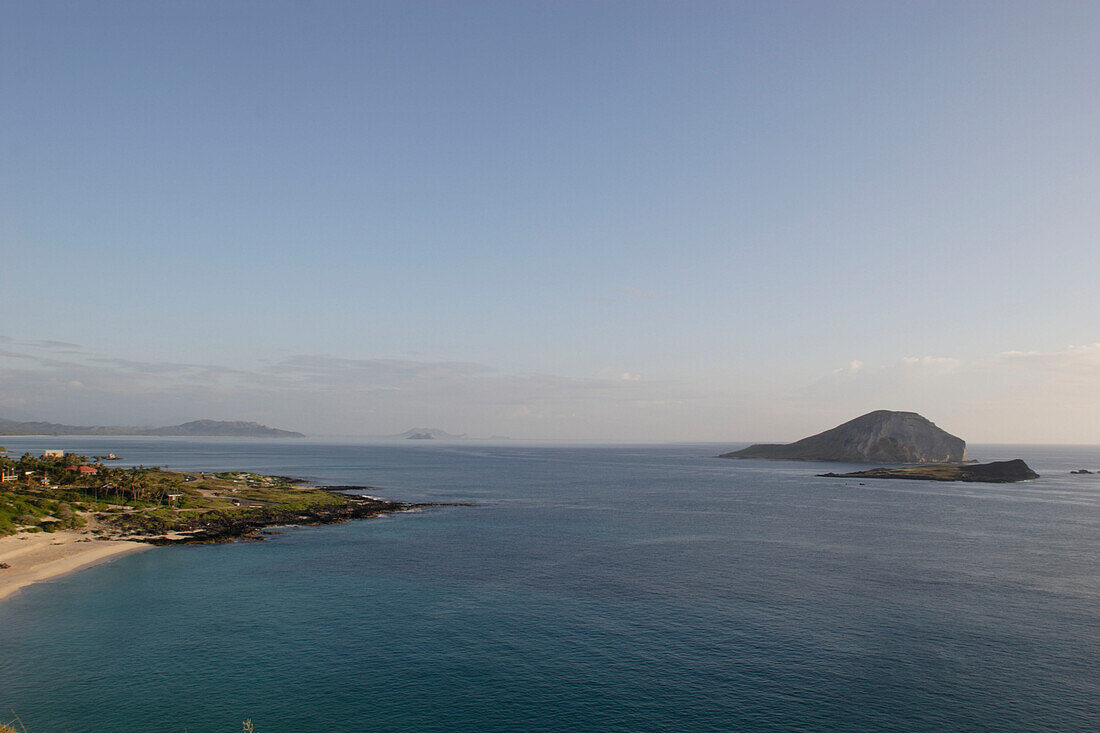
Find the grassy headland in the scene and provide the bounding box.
[0,452,428,543]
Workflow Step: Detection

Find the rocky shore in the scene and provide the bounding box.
[0,460,472,600]
[103,491,455,545]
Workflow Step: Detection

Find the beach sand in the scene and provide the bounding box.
[0,530,150,602]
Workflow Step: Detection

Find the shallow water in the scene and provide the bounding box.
[1,438,1099,731]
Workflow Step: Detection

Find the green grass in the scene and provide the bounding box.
[0,467,343,537]
[0,492,85,535]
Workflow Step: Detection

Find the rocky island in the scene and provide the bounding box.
[720,410,966,464]
[396,428,465,440]
[819,459,1039,483]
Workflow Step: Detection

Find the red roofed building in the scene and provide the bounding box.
[67,465,99,475]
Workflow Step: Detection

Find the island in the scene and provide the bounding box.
[0,451,452,601]
[818,459,1039,483]
[720,410,966,463]
[0,418,305,438]
[395,428,465,440]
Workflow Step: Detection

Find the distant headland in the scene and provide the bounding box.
[0,418,305,438]
[720,410,966,464]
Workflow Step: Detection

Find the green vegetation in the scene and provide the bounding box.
[0,491,86,535]
[0,453,344,537]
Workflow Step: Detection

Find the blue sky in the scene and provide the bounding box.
[2,2,1099,442]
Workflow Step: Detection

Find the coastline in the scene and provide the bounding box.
[119,493,440,545]
[1,493,462,602]
[0,530,151,602]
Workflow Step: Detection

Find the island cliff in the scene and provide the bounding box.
[720,410,966,464]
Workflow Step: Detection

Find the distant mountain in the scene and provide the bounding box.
[395,428,466,440]
[720,410,965,464]
[143,420,305,438]
[0,418,305,438]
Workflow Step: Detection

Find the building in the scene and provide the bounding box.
[67,465,99,475]
[42,449,65,459]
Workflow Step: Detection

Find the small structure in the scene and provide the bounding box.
[166,493,183,505]
[1,468,16,482]
[42,449,65,459]
[67,465,99,475]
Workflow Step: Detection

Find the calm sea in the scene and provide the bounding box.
[1,438,1099,732]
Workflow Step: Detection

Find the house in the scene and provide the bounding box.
[1,468,16,482]
[43,449,65,459]
[67,465,99,475]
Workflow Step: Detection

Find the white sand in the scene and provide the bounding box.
[0,530,150,602]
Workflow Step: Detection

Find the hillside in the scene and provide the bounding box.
[720,410,966,464]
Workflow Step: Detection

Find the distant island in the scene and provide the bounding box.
[720,410,966,464]
[819,459,1039,483]
[395,428,466,440]
[0,418,305,438]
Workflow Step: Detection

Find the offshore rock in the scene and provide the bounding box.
[819,459,1039,483]
[720,410,966,464]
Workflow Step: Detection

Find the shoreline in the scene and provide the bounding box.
[0,530,151,602]
[111,491,444,545]
[0,456,469,603]
[1,493,465,602]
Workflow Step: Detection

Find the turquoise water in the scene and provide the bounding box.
[2,439,1100,731]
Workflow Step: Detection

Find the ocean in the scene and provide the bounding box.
[1,438,1099,732]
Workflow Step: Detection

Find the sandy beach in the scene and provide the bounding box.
[0,530,150,602]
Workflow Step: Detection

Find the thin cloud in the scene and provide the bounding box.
[2,341,1099,442]
[27,339,84,351]
[797,345,1100,443]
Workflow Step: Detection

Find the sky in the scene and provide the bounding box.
[2,1,1099,443]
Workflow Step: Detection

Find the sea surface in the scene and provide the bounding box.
[1,438,1099,732]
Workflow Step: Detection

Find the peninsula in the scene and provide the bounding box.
[0,418,305,438]
[819,459,1039,483]
[720,410,966,464]
[0,452,441,601]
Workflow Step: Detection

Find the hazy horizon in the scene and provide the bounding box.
[3,2,1098,444]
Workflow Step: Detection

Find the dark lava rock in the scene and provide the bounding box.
[104,495,453,545]
[819,458,1039,484]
